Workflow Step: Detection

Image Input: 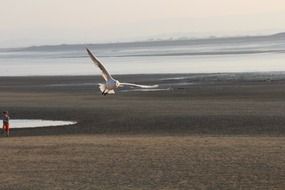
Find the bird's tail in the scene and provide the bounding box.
[98,83,115,94]
[99,83,106,93]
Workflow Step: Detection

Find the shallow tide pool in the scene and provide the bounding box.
[9,119,77,129]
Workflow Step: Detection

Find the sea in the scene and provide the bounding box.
[0,34,285,76]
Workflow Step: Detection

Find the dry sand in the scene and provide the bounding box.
[0,73,284,189]
[1,135,284,190]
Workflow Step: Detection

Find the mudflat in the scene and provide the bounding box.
[0,73,284,189]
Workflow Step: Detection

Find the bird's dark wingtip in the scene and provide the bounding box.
[86,48,93,56]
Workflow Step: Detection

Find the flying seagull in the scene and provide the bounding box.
[86,48,158,95]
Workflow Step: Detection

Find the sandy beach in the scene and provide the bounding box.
[0,73,284,189]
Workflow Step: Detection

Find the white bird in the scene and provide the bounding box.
[86,48,158,95]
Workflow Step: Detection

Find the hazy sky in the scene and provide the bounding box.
[0,0,285,48]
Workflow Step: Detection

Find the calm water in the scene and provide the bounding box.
[0,36,285,76]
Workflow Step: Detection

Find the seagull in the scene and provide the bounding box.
[86,48,158,95]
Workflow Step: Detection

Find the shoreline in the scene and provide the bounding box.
[1,70,285,77]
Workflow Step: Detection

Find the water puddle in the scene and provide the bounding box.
[10,119,77,129]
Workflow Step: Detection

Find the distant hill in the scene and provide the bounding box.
[271,32,285,38]
[1,32,285,52]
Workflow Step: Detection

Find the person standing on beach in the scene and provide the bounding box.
[2,111,10,137]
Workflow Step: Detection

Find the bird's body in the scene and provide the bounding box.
[100,79,118,95]
[86,48,158,95]
[106,79,117,90]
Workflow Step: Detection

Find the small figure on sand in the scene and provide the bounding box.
[2,111,10,137]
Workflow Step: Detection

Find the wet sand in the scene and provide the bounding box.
[0,73,284,189]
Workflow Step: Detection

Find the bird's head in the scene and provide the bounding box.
[115,80,120,87]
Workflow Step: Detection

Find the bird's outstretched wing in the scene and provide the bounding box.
[86,48,112,81]
[119,82,158,88]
